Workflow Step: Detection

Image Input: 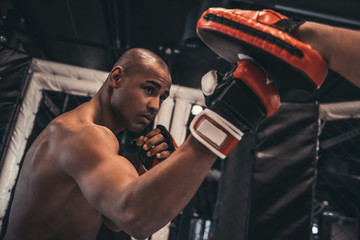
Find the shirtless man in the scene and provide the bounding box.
[4,38,282,238]
[4,48,220,240]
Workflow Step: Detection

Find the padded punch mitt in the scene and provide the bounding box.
[196,8,328,92]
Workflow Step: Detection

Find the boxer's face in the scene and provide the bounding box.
[110,62,171,133]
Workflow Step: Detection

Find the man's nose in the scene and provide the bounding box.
[148,97,160,112]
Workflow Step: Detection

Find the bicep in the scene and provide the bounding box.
[58,129,139,220]
[75,153,138,208]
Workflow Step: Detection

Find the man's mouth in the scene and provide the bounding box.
[140,114,153,124]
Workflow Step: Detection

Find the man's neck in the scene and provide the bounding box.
[91,87,124,135]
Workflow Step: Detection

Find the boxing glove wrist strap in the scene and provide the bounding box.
[190,109,243,159]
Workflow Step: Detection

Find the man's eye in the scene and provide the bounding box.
[160,95,167,102]
[145,87,154,94]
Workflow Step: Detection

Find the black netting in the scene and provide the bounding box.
[313,118,360,240]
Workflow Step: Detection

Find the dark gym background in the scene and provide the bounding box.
[1,0,360,239]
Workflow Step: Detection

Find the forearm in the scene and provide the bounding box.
[116,135,217,238]
[293,22,360,87]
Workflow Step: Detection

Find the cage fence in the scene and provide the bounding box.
[314,117,360,240]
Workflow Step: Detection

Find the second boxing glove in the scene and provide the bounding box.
[190,59,280,159]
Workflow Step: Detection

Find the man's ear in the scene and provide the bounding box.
[109,66,124,88]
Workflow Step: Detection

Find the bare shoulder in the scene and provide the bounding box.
[54,121,121,175]
[77,124,119,152]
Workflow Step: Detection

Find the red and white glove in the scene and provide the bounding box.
[191,59,280,159]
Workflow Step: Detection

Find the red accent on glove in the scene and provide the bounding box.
[234,60,280,116]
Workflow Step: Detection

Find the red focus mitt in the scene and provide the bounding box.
[196,8,328,92]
